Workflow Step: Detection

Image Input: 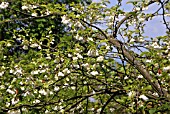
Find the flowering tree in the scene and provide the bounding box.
[0,0,170,113]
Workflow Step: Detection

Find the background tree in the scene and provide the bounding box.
[0,0,170,113]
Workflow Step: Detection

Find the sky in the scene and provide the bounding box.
[92,0,169,38]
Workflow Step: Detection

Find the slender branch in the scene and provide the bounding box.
[100,94,115,114]
[80,19,168,99]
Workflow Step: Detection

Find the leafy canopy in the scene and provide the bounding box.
[0,0,170,113]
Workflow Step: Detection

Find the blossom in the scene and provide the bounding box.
[146,59,152,63]
[75,34,83,41]
[63,68,71,74]
[39,69,46,73]
[23,45,28,50]
[22,5,28,10]
[76,53,83,59]
[11,98,19,105]
[139,94,148,101]
[46,54,51,60]
[163,66,170,71]
[127,91,136,98]
[130,38,135,43]
[58,72,64,76]
[87,49,99,57]
[82,63,89,67]
[7,89,15,94]
[61,15,70,24]
[33,99,40,104]
[124,76,128,79]
[71,86,76,90]
[68,54,72,57]
[31,70,39,75]
[31,13,37,17]
[151,42,162,49]
[0,71,4,76]
[73,57,78,61]
[97,56,104,62]
[87,37,93,41]
[0,2,9,9]
[90,71,99,76]
[39,89,47,95]
[138,75,143,79]
[30,43,39,48]
[14,68,22,74]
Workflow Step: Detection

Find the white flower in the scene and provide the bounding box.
[45,110,49,113]
[127,91,136,98]
[106,46,110,50]
[21,86,25,91]
[101,5,106,8]
[33,99,40,104]
[31,70,39,75]
[82,63,89,67]
[31,13,37,17]
[139,94,148,101]
[109,16,115,20]
[11,78,17,83]
[142,6,148,10]
[46,54,51,60]
[39,69,46,73]
[139,18,145,22]
[146,59,152,63]
[32,5,38,9]
[6,43,11,47]
[75,21,83,27]
[71,86,76,90]
[23,45,28,50]
[107,22,113,26]
[6,102,10,107]
[124,76,128,80]
[54,86,59,91]
[76,53,83,59]
[73,57,78,61]
[130,38,135,43]
[97,108,102,113]
[135,7,140,11]
[68,54,72,57]
[9,69,14,73]
[75,34,83,41]
[58,72,64,76]
[7,89,15,94]
[151,42,162,49]
[63,68,71,74]
[90,71,99,76]
[14,68,22,74]
[39,89,47,95]
[0,85,5,89]
[87,49,99,57]
[163,66,170,71]
[30,43,39,48]
[22,5,28,10]
[72,64,80,68]
[138,75,143,79]
[11,97,19,105]
[0,2,9,9]
[0,71,4,76]
[61,15,70,24]
[97,56,104,62]
[87,37,93,41]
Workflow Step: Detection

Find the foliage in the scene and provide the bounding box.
[0,0,170,113]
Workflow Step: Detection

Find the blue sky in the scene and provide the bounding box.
[92,0,169,38]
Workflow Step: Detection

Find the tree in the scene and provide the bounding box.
[0,0,170,113]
